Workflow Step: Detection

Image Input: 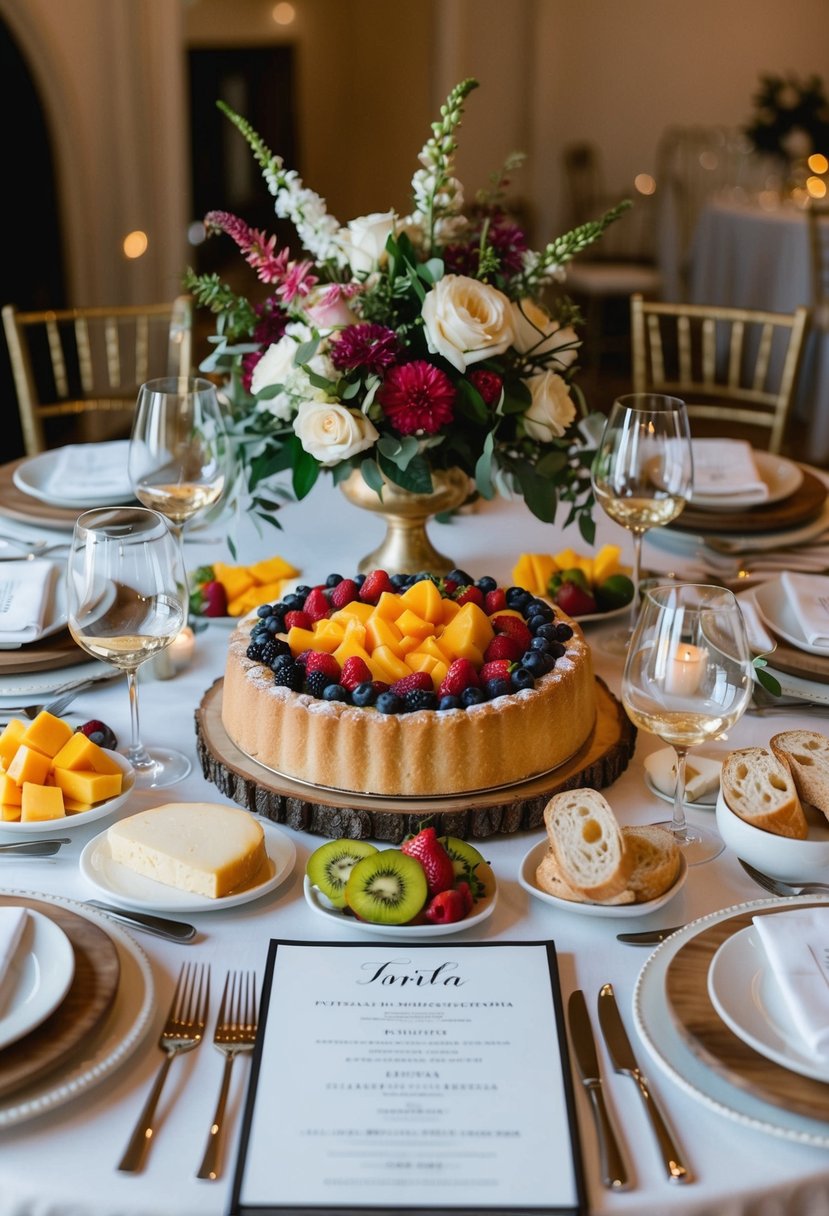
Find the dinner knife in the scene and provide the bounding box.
[85,900,197,943]
[616,925,685,945]
[597,983,691,1184]
[566,989,629,1190]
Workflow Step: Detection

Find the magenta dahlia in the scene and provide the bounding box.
[240,302,289,392]
[468,368,504,407]
[377,361,456,436]
[330,324,401,374]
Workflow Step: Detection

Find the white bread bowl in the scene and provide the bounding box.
[715,786,829,883]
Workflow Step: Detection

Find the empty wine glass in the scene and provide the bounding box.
[66,507,191,789]
[591,393,693,656]
[621,583,753,866]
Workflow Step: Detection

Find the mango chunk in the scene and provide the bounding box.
[396,609,434,641]
[372,591,405,623]
[0,720,27,769]
[20,710,74,759]
[404,651,449,689]
[51,769,122,804]
[247,555,299,584]
[331,601,374,625]
[228,582,285,617]
[438,602,494,663]
[370,645,412,683]
[7,745,51,787]
[365,615,403,653]
[21,782,65,822]
[212,562,255,602]
[399,579,444,624]
[592,543,623,585]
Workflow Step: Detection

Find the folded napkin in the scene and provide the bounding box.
[691,438,769,502]
[780,571,829,649]
[752,908,829,1058]
[0,560,56,644]
[43,441,133,501]
[0,908,28,1005]
[737,594,776,654]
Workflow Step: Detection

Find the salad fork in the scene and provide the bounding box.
[739,858,829,898]
[118,962,210,1173]
[196,970,259,1181]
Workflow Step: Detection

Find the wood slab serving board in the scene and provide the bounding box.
[665,904,829,1122]
[195,676,636,842]
[672,466,826,534]
[0,628,84,675]
[0,894,120,1099]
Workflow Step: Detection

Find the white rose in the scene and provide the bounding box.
[293,400,379,466]
[511,299,580,368]
[337,210,397,276]
[421,275,514,373]
[521,370,577,441]
[250,336,299,397]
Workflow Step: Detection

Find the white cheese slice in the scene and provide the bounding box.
[643,748,722,803]
[107,802,267,898]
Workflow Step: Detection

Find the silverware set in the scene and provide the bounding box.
[118,965,258,1178]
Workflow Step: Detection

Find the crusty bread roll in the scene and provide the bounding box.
[770,731,829,818]
[721,747,808,839]
[543,789,633,901]
[535,846,635,905]
[621,825,681,902]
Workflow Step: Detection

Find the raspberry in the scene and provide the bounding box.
[491,614,532,650]
[401,827,455,898]
[479,659,512,683]
[329,578,359,610]
[484,588,507,614]
[340,656,372,690]
[454,585,484,607]
[284,609,313,631]
[390,672,433,697]
[437,658,480,699]
[302,586,330,621]
[484,635,523,662]
[303,651,341,681]
[424,887,468,924]
[358,569,393,604]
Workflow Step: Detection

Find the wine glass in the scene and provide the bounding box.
[66,507,192,789]
[590,393,693,656]
[621,582,753,866]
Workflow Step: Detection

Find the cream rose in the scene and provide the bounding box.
[521,370,577,441]
[250,335,299,397]
[421,275,514,372]
[337,210,396,276]
[511,299,580,368]
[303,285,359,330]
[293,400,379,466]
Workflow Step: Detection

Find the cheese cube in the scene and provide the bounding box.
[51,732,122,775]
[20,711,74,758]
[64,796,93,814]
[21,782,65,821]
[7,745,51,787]
[0,773,22,806]
[1,804,21,822]
[0,720,27,769]
[51,768,122,804]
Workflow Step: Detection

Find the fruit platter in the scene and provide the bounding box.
[304,828,498,937]
[188,554,300,622]
[512,545,634,621]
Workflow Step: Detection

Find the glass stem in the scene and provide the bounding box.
[629,529,645,635]
[125,670,154,771]
[670,746,690,842]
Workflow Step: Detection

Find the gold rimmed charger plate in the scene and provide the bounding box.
[0,629,85,675]
[672,466,826,534]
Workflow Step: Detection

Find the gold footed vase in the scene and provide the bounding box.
[339,467,471,576]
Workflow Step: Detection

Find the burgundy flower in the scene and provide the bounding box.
[331,323,401,374]
[468,369,503,407]
[240,301,290,392]
[377,361,456,436]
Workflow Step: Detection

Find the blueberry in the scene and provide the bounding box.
[282,592,305,612]
[506,586,531,611]
[375,691,403,714]
[521,650,550,676]
[530,636,552,653]
[390,573,410,590]
[527,612,551,633]
[447,568,474,585]
[555,622,574,641]
[548,640,566,658]
[354,573,366,587]
[325,572,343,587]
[460,686,485,707]
[256,604,275,619]
[476,575,497,594]
[351,681,377,707]
[438,694,462,711]
[485,677,511,699]
[510,666,535,690]
[535,622,559,641]
[322,683,349,702]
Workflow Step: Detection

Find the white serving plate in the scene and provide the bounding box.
[634,897,829,1148]
[567,600,632,627]
[689,451,803,511]
[12,443,134,509]
[0,562,68,651]
[753,575,829,657]
[0,753,134,836]
[0,909,75,1050]
[518,838,688,918]
[708,924,829,1084]
[643,746,721,811]
[78,816,296,912]
[303,875,497,938]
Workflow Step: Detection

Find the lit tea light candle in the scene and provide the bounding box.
[665,643,706,696]
[169,625,196,670]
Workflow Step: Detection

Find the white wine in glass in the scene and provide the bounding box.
[621,583,753,866]
[591,393,693,655]
[67,507,191,789]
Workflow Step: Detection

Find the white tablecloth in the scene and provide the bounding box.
[1,480,828,1216]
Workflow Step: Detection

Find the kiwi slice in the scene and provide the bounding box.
[306,839,379,908]
[345,850,428,925]
[439,836,487,879]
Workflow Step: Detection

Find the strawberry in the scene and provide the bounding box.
[359,569,393,604]
[401,827,456,898]
[200,579,228,617]
[484,588,507,614]
[484,635,523,663]
[438,658,481,698]
[284,609,313,630]
[303,651,341,681]
[480,659,512,683]
[424,887,468,924]
[490,614,532,651]
[303,586,330,621]
[555,582,598,617]
[454,585,484,608]
[442,578,459,595]
[390,672,433,697]
[454,879,474,915]
[340,656,372,690]
[329,578,359,610]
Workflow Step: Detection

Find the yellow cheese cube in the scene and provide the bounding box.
[592,544,623,585]
[0,720,27,769]
[21,782,65,822]
[20,710,74,758]
[511,553,537,592]
[227,586,277,617]
[0,772,22,807]
[1,804,21,822]
[52,768,122,804]
[247,555,299,584]
[64,796,93,814]
[7,745,51,787]
[530,554,557,595]
[51,732,122,775]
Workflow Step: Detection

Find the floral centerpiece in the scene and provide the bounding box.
[185,78,627,547]
[745,72,829,163]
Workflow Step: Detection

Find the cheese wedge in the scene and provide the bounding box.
[106,802,268,898]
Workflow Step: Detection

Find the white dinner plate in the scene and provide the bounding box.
[753,575,829,657]
[0,909,75,1050]
[0,752,134,836]
[708,924,829,1084]
[12,443,134,509]
[634,896,829,1148]
[0,890,154,1129]
[0,562,68,651]
[78,817,296,912]
[647,498,829,559]
[0,658,109,706]
[303,875,497,938]
[518,838,688,917]
[688,451,803,511]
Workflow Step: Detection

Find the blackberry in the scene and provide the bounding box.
[247,637,289,666]
[305,670,334,698]
[322,683,349,702]
[438,694,462,711]
[460,686,485,707]
[403,689,438,713]
[245,639,268,661]
[375,691,403,714]
[273,660,303,691]
[510,666,535,691]
[351,681,378,707]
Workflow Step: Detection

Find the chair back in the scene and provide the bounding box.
[2,296,193,456]
[807,203,829,328]
[630,293,809,453]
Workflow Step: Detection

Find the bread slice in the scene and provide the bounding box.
[769,731,829,818]
[543,789,633,901]
[535,846,635,905]
[621,825,681,902]
[721,747,808,839]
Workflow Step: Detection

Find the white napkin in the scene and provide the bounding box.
[0,560,56,644]
[0,908,28,1003]
[752,908,829,1058]
[691,438,769,503]
[737,594,776,654]
[779,571,829,649]
[43,441,133,501]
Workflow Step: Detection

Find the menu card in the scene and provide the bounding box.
[229,940,585,1216]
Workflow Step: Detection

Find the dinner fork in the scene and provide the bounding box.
[196,970,259,1181]
[118,962,210,1173]
[739,858,829,898]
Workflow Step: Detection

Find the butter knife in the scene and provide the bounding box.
[566,989,628,1190]
[597,983,691,1183]
[616,926,685,945]
[85,900,197,943]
